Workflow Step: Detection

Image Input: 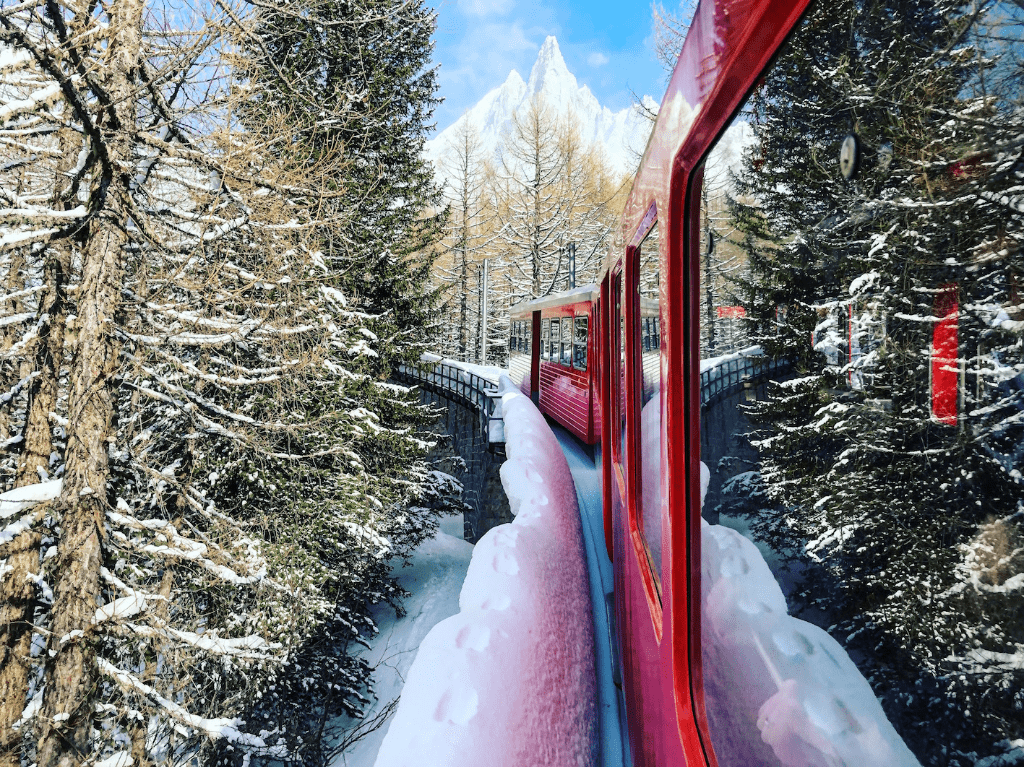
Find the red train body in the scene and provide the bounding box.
[505,2,812,764]
[509,286,602,445]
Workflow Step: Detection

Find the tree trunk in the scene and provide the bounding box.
[35,1,141,762]
[0,118,77,767]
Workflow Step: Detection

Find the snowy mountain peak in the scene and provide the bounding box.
[504,69,526,90]
[426,36,652,180]
[526,37,576,100]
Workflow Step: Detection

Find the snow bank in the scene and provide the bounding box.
[699,463,920,767]
[0,479,62,519]
[333,525,473,767]
[373,377,597,767]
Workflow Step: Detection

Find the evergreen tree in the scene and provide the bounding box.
[730,1,1024,762]
[234,1,461,762]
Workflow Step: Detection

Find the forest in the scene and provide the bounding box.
[0,0,463,765]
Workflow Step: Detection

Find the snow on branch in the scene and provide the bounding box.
[97,658,288,757]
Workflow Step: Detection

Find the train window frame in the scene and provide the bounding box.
[560,317,572,366]
[573,315,588,370]
[611,267,625,469]
[631,208,664,604]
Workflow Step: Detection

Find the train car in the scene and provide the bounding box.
[508,285,602,445]
[600,1,813,765]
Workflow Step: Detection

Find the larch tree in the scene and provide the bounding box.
[0,1,459,766]
[495,95,571,298]
[435,119,498,362]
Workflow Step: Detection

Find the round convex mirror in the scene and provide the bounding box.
[840,134,859,180]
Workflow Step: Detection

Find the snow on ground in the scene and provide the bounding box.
[330,515,473,767]
[699,463,920,767]
[700,345,763,373]
[373,377,598,767]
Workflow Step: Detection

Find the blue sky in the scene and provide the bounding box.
[429,0,673,135]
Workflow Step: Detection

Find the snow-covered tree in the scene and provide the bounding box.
[728,0,1024,762]
[0,1,459,766]
[434,121,498,362]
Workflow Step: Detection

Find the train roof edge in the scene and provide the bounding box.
[510,284,600,315]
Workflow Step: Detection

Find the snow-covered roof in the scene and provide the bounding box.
[510,284,600,315]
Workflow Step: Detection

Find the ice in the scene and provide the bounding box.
[699,461,920,767]
[373,377,597,767]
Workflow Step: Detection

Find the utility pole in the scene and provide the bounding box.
[480,258,489,364]
[568,242,576,290]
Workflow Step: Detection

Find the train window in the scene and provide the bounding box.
[549,318,559,362]
[693,12,1024,766]
[541,320,550,360]
[612,269,625,466]
[560,317,572,366]
[636,219,662,585]
[573,316,588,370]
[524,321,531,353]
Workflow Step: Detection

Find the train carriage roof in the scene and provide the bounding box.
[510,284,600,316]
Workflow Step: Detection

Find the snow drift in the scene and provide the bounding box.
[373,377,597,767]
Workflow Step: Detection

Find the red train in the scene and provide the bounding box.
[504,3,815,763]
[508,0,1022,764]
[509,285,602,445]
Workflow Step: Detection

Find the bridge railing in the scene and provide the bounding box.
[700,353,791,408]
[396,359,505,446]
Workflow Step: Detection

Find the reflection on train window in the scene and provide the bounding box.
[541,320,550,360]
[524,321,531,353]
[612,270,624,466]
[618,274,627,463]
[636,219,662,586]
[694,13,1024,767]
[560,317,572,366]
[573,316,588,370]
[548,318,559,362]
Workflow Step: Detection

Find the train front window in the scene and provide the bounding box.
[694,10,1024,767]
[541,320,550,360]
[573,316,588,370]
[560,317,572,366]
[636,219,662,585]
[548,318,558,361]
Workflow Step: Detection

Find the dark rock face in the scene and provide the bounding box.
[420,389,511,543]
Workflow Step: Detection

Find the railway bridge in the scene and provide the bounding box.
[395,350,790,541]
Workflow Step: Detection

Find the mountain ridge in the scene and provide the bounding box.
[426,36,655,181]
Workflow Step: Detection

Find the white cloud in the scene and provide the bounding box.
[587,51,609,67]
[457,0,513,16]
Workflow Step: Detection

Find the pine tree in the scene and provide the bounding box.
[730,1,1024,762]
[233,1,461,762]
